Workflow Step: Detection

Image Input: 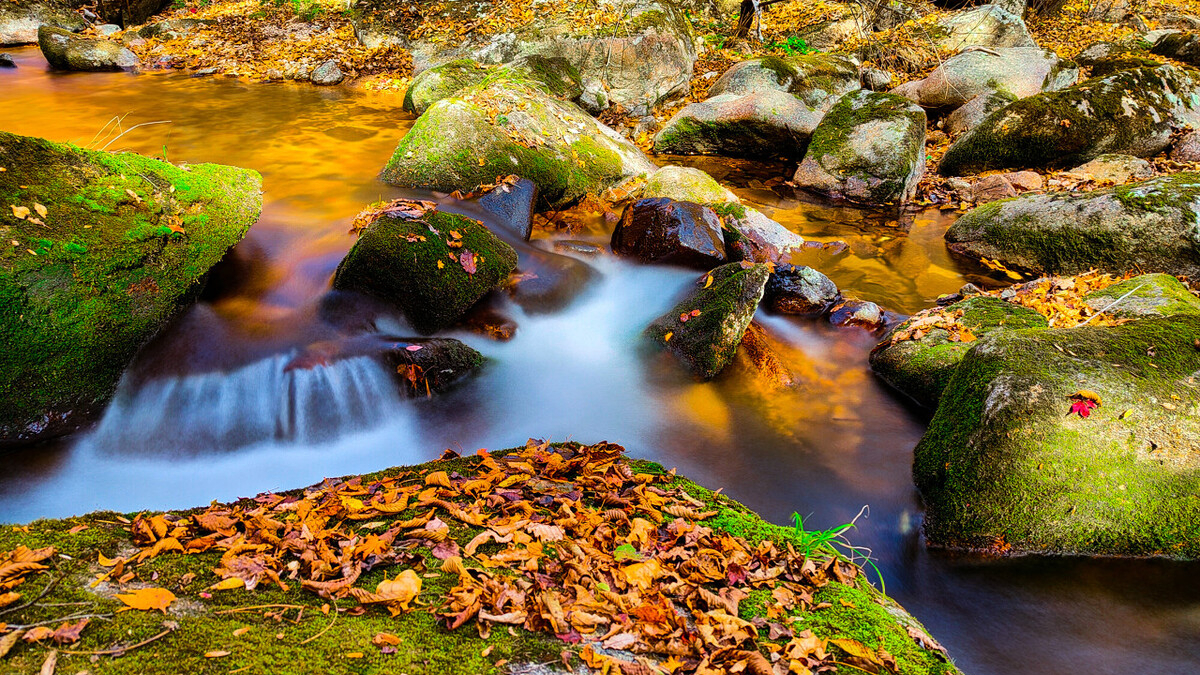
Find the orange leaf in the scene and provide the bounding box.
[116,587,176,613]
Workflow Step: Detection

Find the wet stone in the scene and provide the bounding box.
[611,197,726,269]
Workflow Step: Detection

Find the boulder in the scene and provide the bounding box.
[914,315,1200,557]
[135,18,210,40]
[310,59,343,86]
[764,264,839,315]
[0,0,85,46]
[641,165,738,203]
[1089,54,1164,77]
[39,24,138,70]
[860,66,892,91]
[707,54,861,109]
[944,89,1017,136]
[934,5,1036,52]
[402,56,582,116]
[381,80,656,208]
[0,130,262,446]
[1068,153,1154,183]
[403,60,490,115]
[0,52,14,67]
[475,176,538,241]
[611,198,726,268]
[944,172,1200,278]
[1081,272,1200,318]
[1150,30,1200,66]
[355,0,694,115]
[891,47,1077,109]
[652,90,823,159]
[645,262,770,379]
[284,334,485,396]
[1171,129,1200,162]
[938,65,1200,175]
[828,298,885,329]
[870,297,1048,407]
[793,90,927,204]
[332,207,519,333]
[94,0,170,26]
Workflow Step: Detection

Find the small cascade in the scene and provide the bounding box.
[86,352,406,453]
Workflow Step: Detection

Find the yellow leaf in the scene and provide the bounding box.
[232,627,251,637]
[348,569,421,616]
[10,205,29,219]
[209,577,245,591]
[0,592,19,608]
[372,632,401,646]
[830,638,881,665]
[97,552,122,567]
[346,652,365,658]
[204,650,230,658]
[32,203,46,218]
[116,587,176,613]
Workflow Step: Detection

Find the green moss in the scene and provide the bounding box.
[1083,273,1200,317]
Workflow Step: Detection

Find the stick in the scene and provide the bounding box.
[1081,282,1147,325]
[59,626,175,656]
[9,613,111,630]
[214,604,307,615]
[0,574,66,618]
[298,600,337,645]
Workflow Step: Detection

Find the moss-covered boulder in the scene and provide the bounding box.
[870,297,1048,408]
[645,262,770,379]
[1150,30,1200,65]
[793,90,926,204]
[944,89,1017,136]
[402,55,583,116]
[382,80,656,208]
[641,165,738,203]
[0,131,262,445]
[402,59,490,115]
[944,172,1200,278]
[914,315,1200,557]
[0,441,961,674]
[653,90,823,159]
[933,5,1036,52]
[332,208,518,334]
[891,47,1077,109]
[707,54,861,109]
[1081,273,1200,318]
[937,65,1200,175]
[38,25,138,70]
[0,0,85,45]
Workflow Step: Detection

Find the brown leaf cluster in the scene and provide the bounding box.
[0,545,54,592]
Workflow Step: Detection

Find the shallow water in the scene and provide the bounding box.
[2,46,1198,674]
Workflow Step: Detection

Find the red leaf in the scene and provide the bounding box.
[1069,399,1097,418]
[459,248,477,275]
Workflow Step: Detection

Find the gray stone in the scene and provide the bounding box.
[1171,129,1200,162]
[0,0,85,46]
[310,59,343,86]
[38,25,138,71]
[891,47,1076,109]
[707,53,861,109]
[652,90,823,159]
[96,23,121,36]
[1068,153,1154,183]
[0,52,14,67]
[765,264,838,315]
[944,89,1017,136]
[934,6,1036,52]
[860,66,892,91]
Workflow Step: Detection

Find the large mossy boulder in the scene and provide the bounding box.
[870,297,1048,408]
[891,47,1077,109]
[944,172,1200,278]
[933,5,1036,52]
[382,80,656,208]
[653,90,823,159]
[793,90,926,204]
[38,24,138,70]
[402,55,582,116]
[707,53,861,109]
[1082,273,1200,318]
[0,0,85,45]
[645,262,770,379]
[0,131,262,445]
[332,208,518,334]
[914,315,1200,558]
[938,65,1200,175]
[944,89,1017,136]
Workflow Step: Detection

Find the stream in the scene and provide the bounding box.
[1,46,1198,674]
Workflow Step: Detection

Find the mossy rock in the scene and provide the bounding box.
[382,80,656,209]
[870,297,1048,408]
[403,56,583,116]
[402,59,492,115]
[914,314,1200,557]
[38,25,138,70]
[708,53,860,109]
[641,165,738,203]
[652,90,823,159]
[793,90,926,205]
[645,262,770,379]
[891,47,1077,109]
[0,444,961,674]
[944,172,1200,278]
[1150,31,1200,66]
[0,130,262,445]
[0,0,86,45]
[1082,273,1200,318]
[332,209,518,334]
[938,65,1200,175]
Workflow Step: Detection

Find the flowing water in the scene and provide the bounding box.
[2,46,1198,674]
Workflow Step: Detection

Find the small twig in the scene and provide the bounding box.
[214,604,306,615]
[0,573,66,618]
[9,613,112,630]
[99,120,172,151]
[298,599,337,645]
[1082,282,1147,325]
[58,625,175,656]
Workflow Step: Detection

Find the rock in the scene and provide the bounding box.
[475,176,538,241]
[332,208,519,333]
[1150,30,1200,66]
[1171,129,1200,162]
[96,23,120,36]
[944,89,1017,136]
[641,165,737,203]
[652,90,824,159]
[793,15,869,51]
[381,79,656,208]
[403,55,582,116]
[938,65,1200,175]
[870,297,1048,407]
[286,335,481,394]
[310,59,343,85]
[764,264,839,315]
[945,172,1200,278]
[891,47,1077,109]
[403,60,490,114]
[1004,170,1043,191]
[645,262,770,379]
[0,130,262,446]
[793,90,926,204]
[611,198,726,268]
[707,54,861,109]
[828,298,885,329]
[914,314,1200,557]
[1089,54,1164,77]
[1082,272,1200,318]
[1068,153,1154,183]
[0,52,14,67]
[0,0,85,46]
[861,66,892,91]
[971,173,1017,201]
[135,18,209,40]
[934,5,1036,52]
[94,0,171,27]
[1075,41,1126,65]
[355,0,694,115]
[38,25,138,71]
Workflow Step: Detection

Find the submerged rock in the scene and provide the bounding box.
[891,47,1077,109]
[764,264,839,315]
[332,208,519,333]
[382,79,655,208]
[793,90,926,204]
[0,0,85,46]
[611,197,726,269]
[938,65,1200,175]
[645,262,770,379]
[944,172,1200,278]
[0,130,262,445]
[915,315,1200,558]
[828,298,885,330]
[38,25,138,71]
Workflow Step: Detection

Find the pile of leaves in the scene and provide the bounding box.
[879,308,977,347]
[0,545,56,611]
[84,441,946,674]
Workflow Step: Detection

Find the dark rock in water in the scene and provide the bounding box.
[764,264,839,315]
[332,208,519,334]
[0,130,262,446]
[645,262,771,379]
[612,198,726,269]
[310,59,343,85]
[38,25,138,70]
[475,177,538,241]
[0,53,14,67]
[828,299,884,329]
[914,314,1200,558]
[376,336,484,395]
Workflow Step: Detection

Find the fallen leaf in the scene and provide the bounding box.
[372,632,401,646]
[232,627,251,637]
[204,650,231,658]
[9,205,29,219]
[116,587,176,613]
[32,203,47,219]
[0,629,24,658]
[349,570,422,616]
